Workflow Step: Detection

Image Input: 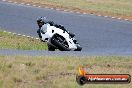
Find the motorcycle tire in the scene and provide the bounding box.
[51,37,70,51]
[48,44,55,51]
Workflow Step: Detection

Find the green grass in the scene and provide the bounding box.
[17,0,132,17]
[0,55,131,88]
[0,30,47,50]
[35,0,132,16]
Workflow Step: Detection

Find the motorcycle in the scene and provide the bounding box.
[40,22,82,51]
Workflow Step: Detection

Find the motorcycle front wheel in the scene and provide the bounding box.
[51,35,70,51]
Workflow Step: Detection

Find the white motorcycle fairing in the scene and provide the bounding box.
[40,23,79,50]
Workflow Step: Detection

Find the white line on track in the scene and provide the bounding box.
[26,4,30,6]
[17,34,21,36]
[35,38,39,40]
[97,15,102,17]
[3,31,7,33]
[83,13,87,15]
[125,19,129,21]
[2,0,132,22]
[12,33,17,35]
[21,3,25,5]
[26,36,30,38]
[50,8,54,10]
[8,32,12,34]
[33,5,36,7]
[56,9,60,11]
[44,7,49,9]
[104,16,108,18]
[2,0,6,1]
[63,10,68,12]
[0,26,39,40]
[76,12,80,14]
[22,35,26,37]
[8,1,12,3]
[14,2,17,4]
[69,11,73,13]
[112,17,116,19]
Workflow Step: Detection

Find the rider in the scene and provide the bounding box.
[37,17,75,38]
[36,17,75,51]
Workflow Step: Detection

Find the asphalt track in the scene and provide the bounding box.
[0,1,132,55]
